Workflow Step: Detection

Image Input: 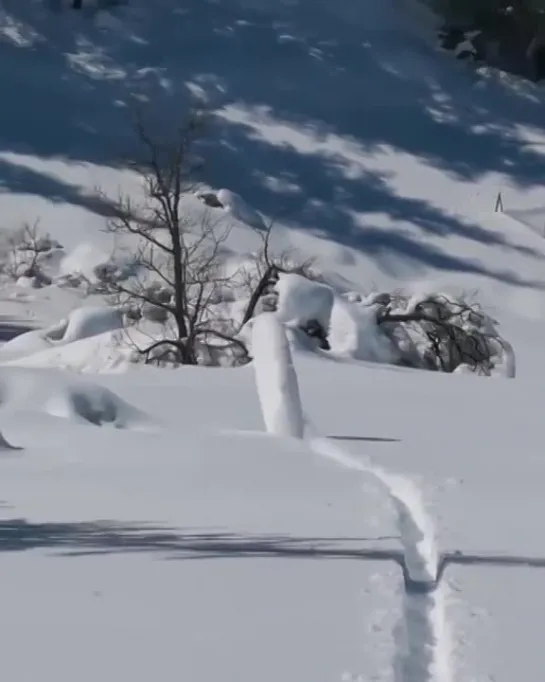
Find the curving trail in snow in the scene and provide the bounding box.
[251,313,453,682]
[307,434,452,682]
[307,434,438,585]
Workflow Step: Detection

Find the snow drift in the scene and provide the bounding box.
[0,368,152,430]
[0,307,123,362]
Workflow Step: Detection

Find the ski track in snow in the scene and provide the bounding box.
[307,434,452,682]
[251,314,452,681]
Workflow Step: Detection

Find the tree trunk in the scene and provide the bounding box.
[169,223,194,363]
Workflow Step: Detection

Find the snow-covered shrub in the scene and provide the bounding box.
[375,291,513,376]
[58,243,136,293]
[91,258,138,292]
[195,188,267,230]
[0,222,63,288]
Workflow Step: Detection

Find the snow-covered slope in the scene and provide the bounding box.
[3,348,545,681]
[1,0,545,315]
[1,0,545,681]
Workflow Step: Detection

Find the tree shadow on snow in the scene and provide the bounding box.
[0,518,400,559]
[2,520,545,578]
[1,0,545,285]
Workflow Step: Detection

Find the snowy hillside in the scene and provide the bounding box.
[1,0,545,680]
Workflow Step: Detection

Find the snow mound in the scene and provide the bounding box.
[0,369,152,430]
[0,307,123,362]
[215,189,267,230]
[62,306,123,344]
[4,330,129,373]
[328,296,399,363]
[275,273,334,333]
[59,243,134,287]
[59,242,111,281]
[0,328,54,360]
[44,383,143,428]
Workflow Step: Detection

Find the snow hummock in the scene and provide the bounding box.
[328,295,398,363]
[0,306,123,362]
[59,242,112,282]
[216,189,267,230]
[0,368,152,430]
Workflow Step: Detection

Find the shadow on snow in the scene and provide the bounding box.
[0,0,544,284]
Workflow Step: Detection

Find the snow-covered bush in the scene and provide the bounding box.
[0,222,63,289]
[195,188,267,230]
[58,243,137,293]
[375,291,513,376]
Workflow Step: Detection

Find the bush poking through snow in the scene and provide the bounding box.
[0,221,62,288]
[375,292,513,376]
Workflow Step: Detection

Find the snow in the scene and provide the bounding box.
[216,188,268,230]
[328,295,398,362]
[275,272,334,332]
[0,306,122,361]
[251,312,304,438]
[1,0,545,680]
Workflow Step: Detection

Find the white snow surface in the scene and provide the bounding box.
[2,0,545,680]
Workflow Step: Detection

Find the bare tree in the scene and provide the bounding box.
[97,109,249,366]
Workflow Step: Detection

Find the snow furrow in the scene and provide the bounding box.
[251,315,452,682]
[307,434,438,584]
[395,583,453,682]
[307,434,452,682]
